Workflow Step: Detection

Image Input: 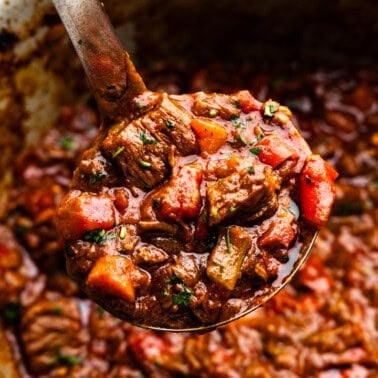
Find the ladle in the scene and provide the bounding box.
[52,0,318,332]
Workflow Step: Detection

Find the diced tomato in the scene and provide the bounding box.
[86,255,135,302]
[299,154,338,228]
[55,191,115,240]
[255,133,299,168]
[157,164,202,221]
[235,90,262,113]
[190,118,228,154]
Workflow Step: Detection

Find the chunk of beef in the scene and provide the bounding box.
[20,295,88,375]
[206,163,279,226]
[102,95,197,189]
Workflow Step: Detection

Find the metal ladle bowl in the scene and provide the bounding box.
[52,0,318,332]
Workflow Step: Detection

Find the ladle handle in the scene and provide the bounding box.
[52,0,146,120]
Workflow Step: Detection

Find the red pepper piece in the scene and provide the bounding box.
[235,90,262,113]
[255,133,298,168]
[299,154,338,228]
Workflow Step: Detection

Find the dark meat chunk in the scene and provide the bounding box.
[206,163,278,226]
[192,92,241,119]
[132,243,169,265]
[0,226,38,311]
[102,95,198,189]
[20,294,88,375]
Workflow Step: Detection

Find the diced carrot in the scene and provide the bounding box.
[190,118,228,154]
[299,154,339,228]
[86,255,135,302]
[255,133,298,168]
[157,164,203,221]
[235,90,262,113]
[55,191,115,240]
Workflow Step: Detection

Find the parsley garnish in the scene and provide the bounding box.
[90,171,106,184]
[247,166,255,174]
[237,134,247,145]
[250,147,262,155]
[60,136,74,150]
[209,109,219,117]
[165,119,175,129]
[3,301,20,322]
[168,272,182,284]
[139,160,151,169]
[172,286,192,306]
[201,211,208,223]
[263,100,279,117]
[152,198,161,209]
[83,229,115,244]
[55,350,83,366]
[112,146,125,158]
[233,100,241,109]
[139,131,158,145]
[229,206,237,213]
[135,101,144,110]
[230,115,246,129]
[256,133,265,141]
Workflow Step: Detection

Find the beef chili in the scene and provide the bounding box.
[55,85,337,329]
[0,67,377,377]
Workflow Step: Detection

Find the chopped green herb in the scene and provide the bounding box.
[250,147,262,155]
[56,350,83,366]
[112,146,125,158]
[172,286,192,306]
[53,305,62,315]
[83,229,111,244]
[263,100,279,117]
[162,288,169,297]
[119,226,127,239]
[3,301,20,321]
[201,211,208,223]
[60,136,74,150]
[90,171,106,185]
[139,131,158,145]
[225,227,232,254]
[135,101,144,110]
[229,206,237,213]
[210,207,218,217]
[209,109,219,117]
[230,116,246,129]
[246,166,255,174]
[165,119,175,129]
[96,306,105,317]
[168,272,183,284]
[237,134,247,145]
[139,160,152,169]
[256,133,265,141]
[152,198,161,209]
[234,100,241,109]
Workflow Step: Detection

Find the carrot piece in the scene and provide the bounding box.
[190,118,228,154]
[55,191,115,240]
[86,255,136,302]
[299,154,338,228]
[235,90,262,113]
[255,133,298,168]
